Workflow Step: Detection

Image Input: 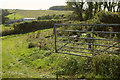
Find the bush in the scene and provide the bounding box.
[91,54,120,78]
[13,20,62,33]
[54,53,120,78]
[41,15,52,20]
[67,14,80,20]
[93,11,120,38]
[2,29,15,36]
[97,11,120,24]
[37,14,66,20]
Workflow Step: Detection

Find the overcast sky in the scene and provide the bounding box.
[0,0,66,10]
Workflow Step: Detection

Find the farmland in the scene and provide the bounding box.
[1,1,120,79]
[2,24,120,78]
[2,21,120,78]
[7,10,73,19]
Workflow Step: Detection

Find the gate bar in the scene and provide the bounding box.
[92,26,95,55]
[57,51,92,57]
[57,45,119,54]
[57,45,94,50]
[54,24,57,52]
[59,30,120,34]
[56,41,120,48]
[57,36,120,41]
[60,49,91,54]
[55,24,120,26]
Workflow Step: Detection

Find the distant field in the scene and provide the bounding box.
[6,13,22,20]
[8,10,73,19]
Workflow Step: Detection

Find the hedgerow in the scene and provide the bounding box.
[13,20,63,33]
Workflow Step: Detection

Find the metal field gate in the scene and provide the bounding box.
[54,24,120,57]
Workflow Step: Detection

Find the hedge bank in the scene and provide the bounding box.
[13,20,63,33]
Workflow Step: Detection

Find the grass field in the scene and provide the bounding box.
[1,27,92,78]
[2,25,120,78]
[7,10,73,20]
[2,29,56,78]
[2,28,75,78]
[6,13,22,20]
[2,10,120,78]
